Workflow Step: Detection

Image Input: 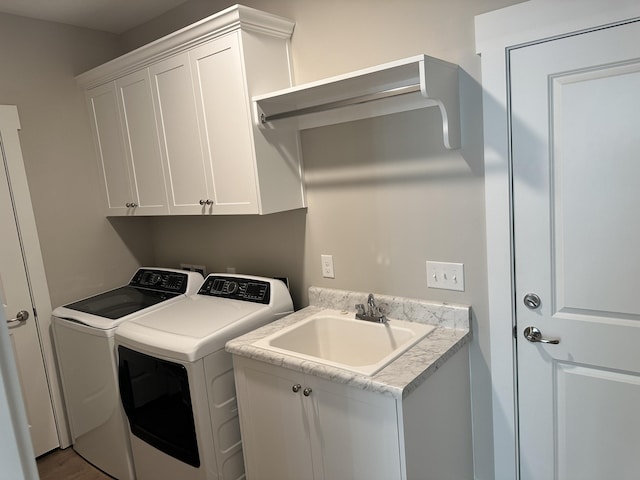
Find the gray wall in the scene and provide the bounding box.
[123,1,522,478]
[0,1,524,479]
[0,13,155,307]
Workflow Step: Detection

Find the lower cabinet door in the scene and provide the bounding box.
[235,360,314,480]
[235,358,403,480]
[310,374,402,480]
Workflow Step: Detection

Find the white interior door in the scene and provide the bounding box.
[0,131,58,457]
[511,20,640,480]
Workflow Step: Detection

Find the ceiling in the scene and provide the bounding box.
[0,0,191,34]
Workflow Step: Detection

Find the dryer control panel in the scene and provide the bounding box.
[197,275,271,304]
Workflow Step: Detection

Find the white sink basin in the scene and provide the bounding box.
[253,309,435,376]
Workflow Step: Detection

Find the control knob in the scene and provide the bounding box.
[226,281,238,294]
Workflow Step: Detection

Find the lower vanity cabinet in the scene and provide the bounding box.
[233,356,403,480]
[233,343,473,480]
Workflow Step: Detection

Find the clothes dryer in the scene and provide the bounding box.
[116,274,293,480]
[52,268,203,480]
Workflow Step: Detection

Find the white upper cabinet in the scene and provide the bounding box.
[189,33,259,214]
[86,71,169,216]
[78,5,305,216]
[115,70,169,215]
[149,53,209,214]
[86,82,131,215]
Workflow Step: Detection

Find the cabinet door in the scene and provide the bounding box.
[234,359,314,480]
[310,376,402,480]
[149,53,211,214]
[86,82,132,215]
[116,69,168,215]
[190,33,260,214]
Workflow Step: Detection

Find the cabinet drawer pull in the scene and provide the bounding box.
[303,387,312,397]
[292,384,301,393]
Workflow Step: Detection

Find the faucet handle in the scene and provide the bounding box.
[375,303,389,316]
[355,303,366,315]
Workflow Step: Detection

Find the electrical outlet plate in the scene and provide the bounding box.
[180,263,206,277]
[426,261,464,292]
[321,254,335,278]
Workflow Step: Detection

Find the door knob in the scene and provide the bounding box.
[523,326,559,344]
[7,310,29,324]
[523,293,541,309]
[292,384,301,393]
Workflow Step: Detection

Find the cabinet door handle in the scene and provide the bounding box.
[292,384,301,393]
[303,387,312,397]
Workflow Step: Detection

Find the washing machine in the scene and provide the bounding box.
[115,274,293,480]
[52,267,203,480]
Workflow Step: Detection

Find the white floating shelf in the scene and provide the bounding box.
[253,55,460,149]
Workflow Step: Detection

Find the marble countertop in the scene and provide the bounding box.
[226,287,471,399]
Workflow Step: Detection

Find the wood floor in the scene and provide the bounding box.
[37,448,113,480]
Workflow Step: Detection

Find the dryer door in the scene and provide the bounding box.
[118,346,200,467]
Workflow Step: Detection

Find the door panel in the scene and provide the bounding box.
[511,20,640,480]
[86,83,131,214]
[0,132,58,456]
[190,34,259,213]
[116,70,168,214]
[150,53,209,213]
[235,362,312,480]
[553,64,640,316]
[555,363,640,479]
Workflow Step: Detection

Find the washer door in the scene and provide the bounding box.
[118,346,200,467]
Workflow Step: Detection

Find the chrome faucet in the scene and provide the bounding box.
[355,293,388,323]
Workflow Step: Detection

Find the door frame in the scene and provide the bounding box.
[0,105,71,449]
[475,1,640,478]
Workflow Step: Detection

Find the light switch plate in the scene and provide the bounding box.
[426,261,464,292]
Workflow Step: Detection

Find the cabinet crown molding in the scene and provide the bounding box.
[76,4,294,89]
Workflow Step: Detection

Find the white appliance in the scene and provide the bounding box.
[115,274,293,480]
[52,267,203,480]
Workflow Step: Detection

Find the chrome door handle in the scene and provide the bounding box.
[7,310,29,324]
[523,326,559,344]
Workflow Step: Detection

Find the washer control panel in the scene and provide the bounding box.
[129,269,188,294]
[198,275,271,304]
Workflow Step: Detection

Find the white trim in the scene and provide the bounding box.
[475,1,640,478]
[0,105,71,448]
[75,4,295,89]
